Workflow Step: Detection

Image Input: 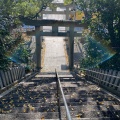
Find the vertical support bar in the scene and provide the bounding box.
[35,26,41,70]
[69,27,74,70]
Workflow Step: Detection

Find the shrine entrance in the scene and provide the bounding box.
[20,2,87,70]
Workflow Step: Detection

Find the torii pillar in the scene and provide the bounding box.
[35,26,42,70]
[69,27,74,70]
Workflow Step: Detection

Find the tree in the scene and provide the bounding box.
[0,0,54,69]
[12,43,32,65]
[80,36,111,68]
[64,0,120,51]
[89,0,120,50]
[0,8,14,69]
[0,0,53,24]
[64,0,120,70]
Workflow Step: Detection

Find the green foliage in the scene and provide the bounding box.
[99,52,120,71]
[0,43,10,70]
[0,9,12,70]
[80,36,111,68]
[64,0,73,5]
[0,0,53,69]
[66,0,120,51]
[0,0,53,23]
[89,0,120,50]
[65,0,120,69]
[12,43,32,64]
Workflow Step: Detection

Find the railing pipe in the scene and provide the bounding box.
[55,69,72,120]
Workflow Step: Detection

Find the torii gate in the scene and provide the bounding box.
[19,3,87,70]
[20,18,87,70]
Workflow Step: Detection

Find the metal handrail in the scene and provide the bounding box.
[55,69,72,120]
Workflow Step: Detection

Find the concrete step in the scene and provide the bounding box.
[3,104,118,115]
[0,107,119,119]
[1,94,58,100]
[60,78,77,82]
[61,111,120,120]
[57,72,72,75]
[29,77,56,81]
[19,82,57,87]
[35,74,56,78]
[60,110,120,119]
[62,87,90,92]
[71,118,119,120]
[0,103,58,108]
[0,98,58,105]
[0,112,59,120]
[11,106,58,113]
[0,106,58,114]
[62,94,120,103]
[65,101,120,106]
[37,72,55,75]
[61,105,120,112]
[4,105,119,114]
[2,88,57,98]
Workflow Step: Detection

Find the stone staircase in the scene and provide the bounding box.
[0,73,59,120]
[60,74,120,120]
[0,72,120,120]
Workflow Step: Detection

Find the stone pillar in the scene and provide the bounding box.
[66,7,69,20]
[69,27,74,70]
[65,6,69,32]
[40,11,43,41]
[73,1,76,20]
[52,7,58,34]
[35,26,42,70]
